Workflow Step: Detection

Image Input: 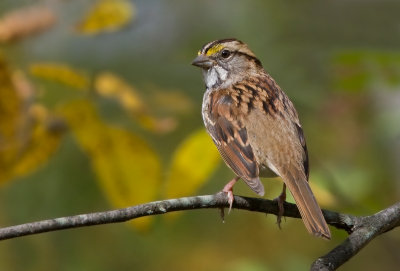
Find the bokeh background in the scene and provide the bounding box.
[0,0,399,270]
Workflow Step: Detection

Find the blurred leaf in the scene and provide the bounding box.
[150,88,194,114]
[0,5,56,43]
[95,72,177,133]
[77,0,135,35]
[136,115,177,134]
[0,56,21,140]
[30,63,90,90]
[0,56,23,183]
[165,129,220,199]
[60,100,161,230]
[0,57,64,184]
[309,179,337,208]
[95,72,145,111]
[11,110,65,179]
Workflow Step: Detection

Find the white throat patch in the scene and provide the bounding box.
[204,66,228,88]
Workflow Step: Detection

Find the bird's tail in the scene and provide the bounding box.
[284,170,331,239]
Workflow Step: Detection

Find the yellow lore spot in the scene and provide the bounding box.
[205,44,224,56]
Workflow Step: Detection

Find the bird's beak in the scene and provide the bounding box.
[191,54,213,69]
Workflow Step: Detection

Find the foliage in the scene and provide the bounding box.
[165,129,220,199]
[30,63,90,90]
[0,2,220,231]
[0,57,63,184]
[0,1,399,271]
[60,100,161,229]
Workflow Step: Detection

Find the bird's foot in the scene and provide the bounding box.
[222,177,239,213]
[273,186,287,229]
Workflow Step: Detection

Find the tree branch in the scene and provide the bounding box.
[311,201,400,271]
[0,193,398,270]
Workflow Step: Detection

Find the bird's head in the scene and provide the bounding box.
[192,38,263,88]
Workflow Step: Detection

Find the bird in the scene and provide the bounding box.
[191,38,331,239]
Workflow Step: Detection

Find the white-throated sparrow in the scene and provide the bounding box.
[192,38,331,239]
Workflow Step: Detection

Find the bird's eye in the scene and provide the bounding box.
[221,50,231,58]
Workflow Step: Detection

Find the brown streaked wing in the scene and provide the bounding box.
[293,122,309,180]
[206,92,264,195]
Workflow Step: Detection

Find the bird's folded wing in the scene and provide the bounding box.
[205,93,264,195]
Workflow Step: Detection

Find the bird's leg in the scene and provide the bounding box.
[222,176,239,213]
[274,184,286,229]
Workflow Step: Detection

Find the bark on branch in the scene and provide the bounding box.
[311,201,400,270]
[0,193,398,270]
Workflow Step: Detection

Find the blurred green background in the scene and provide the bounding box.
[0,0,399,270]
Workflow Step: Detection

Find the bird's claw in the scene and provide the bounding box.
[222,177,239,214]
[273,188,286,229]
[226,190,234,213]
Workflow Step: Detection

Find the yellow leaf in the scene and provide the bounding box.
[95,72,178,133]
[60,100,161,230]
[0,75,63,184]
[77,0,135,35]
[11,113,64,179]
[0,56,22,183]
[165,129,220,199]
[309,182,337,208]
[0,57,63,184]
[29,63,89,90]
[0,56,21,140]
[1,58,63,184]
[95,72,144,111]
[307,170,339,208]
